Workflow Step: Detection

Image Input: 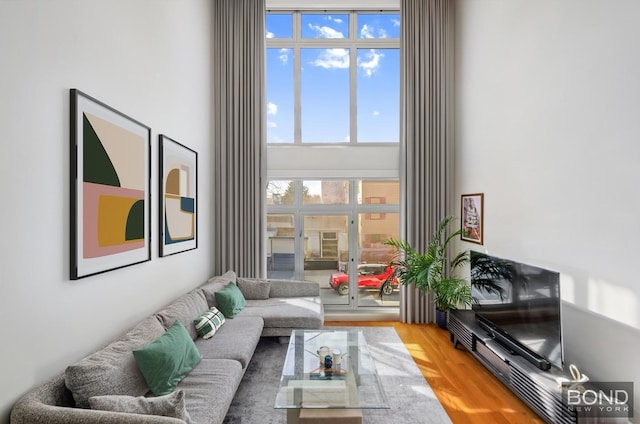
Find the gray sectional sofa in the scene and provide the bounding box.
[11,271,324,424]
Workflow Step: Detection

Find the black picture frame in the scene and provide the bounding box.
[70,89,151,279]
[159,134,198,257]
[461,193,484,245]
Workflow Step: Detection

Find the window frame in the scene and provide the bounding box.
[266,10,400,145]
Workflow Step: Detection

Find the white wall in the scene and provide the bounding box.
[455,0,640,418]
[0,1,214,422]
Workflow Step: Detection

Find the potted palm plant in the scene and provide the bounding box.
[380,215,472,328]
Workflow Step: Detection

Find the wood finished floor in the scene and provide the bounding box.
[324,321,545,424]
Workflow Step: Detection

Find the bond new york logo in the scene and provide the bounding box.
[562,382,633,419]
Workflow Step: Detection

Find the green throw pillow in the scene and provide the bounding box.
[214,282,246,318]
[133,321,201,396]
[193,307,226,339]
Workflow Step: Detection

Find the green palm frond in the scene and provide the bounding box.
[432,277,472,311]
[380,215,472,311]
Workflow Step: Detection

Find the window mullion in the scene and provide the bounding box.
[293,12,301,144]
[349,11,357,145]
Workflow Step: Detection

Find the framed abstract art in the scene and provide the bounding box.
[70,89,151,279]
[159,135,198,256]
[461,193,484,245]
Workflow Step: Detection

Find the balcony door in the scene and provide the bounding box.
[302,214,350,306]
[266,180,400,309]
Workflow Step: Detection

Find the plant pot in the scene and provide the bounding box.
[435,310,448,329]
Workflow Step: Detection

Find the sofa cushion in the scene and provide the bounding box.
[155,289,208,340]
[268,279,320,298]
[177,359,244,424]
[206,270,237,286]
[236,278,271,300]
[88,390,192,423]
[133,321,202,396]
[194,316,263,368]
[201,270,237,307]
[214,282,247,318]
[193,307,226,339]
[239,297,324,331]
[65,315,166,408]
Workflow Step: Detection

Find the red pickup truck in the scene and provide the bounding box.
[329,264,398,296]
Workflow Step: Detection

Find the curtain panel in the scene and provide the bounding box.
[400,0,455,323]
[212,0,266,278]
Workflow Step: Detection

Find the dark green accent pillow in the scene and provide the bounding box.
[214,282,247,318]
[133,321,201,396]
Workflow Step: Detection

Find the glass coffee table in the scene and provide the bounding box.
[274,329,388,424]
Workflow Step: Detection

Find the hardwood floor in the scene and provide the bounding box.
[325,321,545,424]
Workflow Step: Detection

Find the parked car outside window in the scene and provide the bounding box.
[328,264,398,296]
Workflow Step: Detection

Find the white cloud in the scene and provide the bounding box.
[267,121,277,128]
[344,135,350,142]
[360,24,388,39]
[279,48,290,65]
[392,18,400,27]
[308,23,344,39]
[358,49,384,77]
[373,111,380,116]
[267,102,278,115]
[266,31,275,39]
[330,16,343,24]
[360,24,374,39]
[310,48,349,69]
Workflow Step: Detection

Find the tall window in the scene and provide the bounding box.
[265,8,401,311]
[266,12,400,144]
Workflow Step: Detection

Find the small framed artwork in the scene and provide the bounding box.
[461,193,484,245]
[159,135,198,256]
[70,89,151,279]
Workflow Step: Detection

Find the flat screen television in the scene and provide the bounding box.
[470,251,563,370]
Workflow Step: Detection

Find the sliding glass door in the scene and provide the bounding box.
[266,180,400,309]
[356,211,400,307]
[303,214,349,306]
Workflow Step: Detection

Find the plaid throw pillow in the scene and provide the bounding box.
[193,307,226,339]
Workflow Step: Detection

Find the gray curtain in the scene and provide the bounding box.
[400,0,455,323]
[212,0,266,277]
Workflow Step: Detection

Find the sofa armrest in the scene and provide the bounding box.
[11,373,184,424]
[11,402,184,424]
[240,278,320,298]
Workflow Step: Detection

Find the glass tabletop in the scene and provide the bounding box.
[274,329,388,410]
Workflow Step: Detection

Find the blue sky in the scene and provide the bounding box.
[266,13,400,143]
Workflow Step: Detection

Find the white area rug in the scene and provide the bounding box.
[223,326,452,424]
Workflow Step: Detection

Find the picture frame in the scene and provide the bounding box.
[159,135,198,256]
[70,89,151,279]
[461,193,484,245]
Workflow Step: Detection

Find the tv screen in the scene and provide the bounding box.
[470,251,563,370]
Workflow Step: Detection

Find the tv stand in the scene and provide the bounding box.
[448,310,577,424]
